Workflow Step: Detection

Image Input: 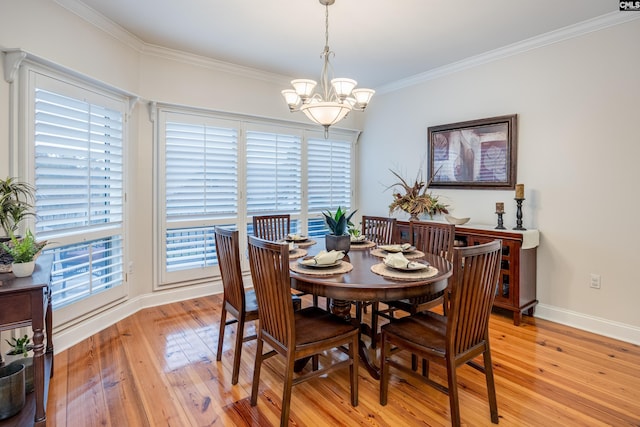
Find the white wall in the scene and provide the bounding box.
[360,19,640,342]
[1,1,638,347]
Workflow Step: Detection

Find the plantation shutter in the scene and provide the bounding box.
[246,130,301,215]
[308,137,352,213]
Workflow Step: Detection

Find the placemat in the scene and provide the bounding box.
[371,263,439,281]
[349,240,376,250]
[288,248,308,259]
[370,248,425,259]
[290,260,353,276]
[294,239,317,248]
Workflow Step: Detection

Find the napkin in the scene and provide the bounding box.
[350,234,367,242]
[379,243,412,252]
[287,233,304,241]
[300,250,344,266]
[384,252,427,270]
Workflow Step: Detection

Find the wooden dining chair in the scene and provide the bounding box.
[379,240,502,427]
[214,227,301,385]
[252,213,292,241]
[247,235,359,427]
[376,220,455,317]
[253,214,319,307]
[361,215,397,245]
[359,215,398,340]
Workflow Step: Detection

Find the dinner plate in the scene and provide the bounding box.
[379,245,416,253]
[297,257,342,268]
[384,260,429,271]
[350,239,370,245]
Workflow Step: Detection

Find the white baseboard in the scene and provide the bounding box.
[52,282,223,354]
[535,303,640,345]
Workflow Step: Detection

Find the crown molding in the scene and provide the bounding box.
[376,12,640,94]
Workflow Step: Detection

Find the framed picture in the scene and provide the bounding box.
[428,114,517,189]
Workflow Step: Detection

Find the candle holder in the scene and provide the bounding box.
[514,198,526,230]
[495,211,506,229]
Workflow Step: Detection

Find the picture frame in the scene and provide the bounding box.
[428,114,517,189]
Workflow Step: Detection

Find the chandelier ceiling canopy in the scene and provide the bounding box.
[281,0,374,138]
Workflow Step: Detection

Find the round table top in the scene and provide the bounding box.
[289,241,452,302]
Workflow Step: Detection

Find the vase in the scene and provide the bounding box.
[325,234,350,254]
[0,363,25,420]
[409,213,419,221]
[11,261,35,277]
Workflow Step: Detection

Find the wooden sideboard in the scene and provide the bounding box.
[0,255,53,427]
[397,221,539,325]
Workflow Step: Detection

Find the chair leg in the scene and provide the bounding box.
[446,357,461,427]
[313,294,319,307]
[216,305,227,361]
[371,302,379,349]
[422,358,429,377]
[231,317,245,385]
[250,337,264,406]
[379,332,389,406]
[280,356,296,427]
[350,333,359,406]
[411,354,418,371]
[483,348,499,424]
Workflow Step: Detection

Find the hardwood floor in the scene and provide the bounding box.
[46,295,640,426]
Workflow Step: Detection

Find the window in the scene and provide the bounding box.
[15,61,130,324]
[156,105,358,286]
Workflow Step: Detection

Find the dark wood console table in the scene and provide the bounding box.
[398,221,539,325]
[0,255,54,427]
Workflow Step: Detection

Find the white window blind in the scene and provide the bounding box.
[308,137,352,213]
[160,115,239,279]
[246,130,301,215]
[29,73,127,313]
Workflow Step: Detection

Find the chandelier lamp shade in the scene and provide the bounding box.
[281,0,374,138]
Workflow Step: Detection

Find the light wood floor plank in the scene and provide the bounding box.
[45,295,640,426]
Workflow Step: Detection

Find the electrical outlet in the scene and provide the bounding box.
[590,273,601,289]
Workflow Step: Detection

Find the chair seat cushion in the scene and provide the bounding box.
[295,307,358,346]
[381,311,447,355]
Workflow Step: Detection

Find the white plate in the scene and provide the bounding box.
[297,257,342,268]
[384,260,429,271]
[379,245,416,253]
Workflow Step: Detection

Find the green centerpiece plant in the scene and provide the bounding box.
[323,207,357,253]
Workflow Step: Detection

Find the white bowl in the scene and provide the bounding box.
[445,215,470,225]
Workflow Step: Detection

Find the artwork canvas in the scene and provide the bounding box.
[428,114,517,189]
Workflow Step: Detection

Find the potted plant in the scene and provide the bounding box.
[0,177,34,271]
[0,230,47,277]
[0,177,34,238]
[322,206,357,253]
[5,334,34,394]
[387,168,449,221]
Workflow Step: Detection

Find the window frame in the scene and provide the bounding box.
[10,54,133,326]
[153,103,359,288]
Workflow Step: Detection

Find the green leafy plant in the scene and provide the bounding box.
[0,177,34,237]
[387,168,449,219]
[5,334,32,357]
[323,207,357,236]
[0,230,46,263]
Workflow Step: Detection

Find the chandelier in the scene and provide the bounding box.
[281,0,374,138]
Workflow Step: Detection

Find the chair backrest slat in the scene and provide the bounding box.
[362,215,397,245]
[253,214,291,242]
[409,221,455,262]
[448,240,502,356]
[214,227,245,312]
[247,235,295,349]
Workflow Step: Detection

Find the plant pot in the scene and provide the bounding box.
[11,261,35,277]
[325,234,350,254]
[0,363,25,420]
[8,357,33,393]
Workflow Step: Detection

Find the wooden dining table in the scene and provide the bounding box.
[288,239,452,379]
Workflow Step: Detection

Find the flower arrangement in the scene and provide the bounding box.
[387,168,449,220]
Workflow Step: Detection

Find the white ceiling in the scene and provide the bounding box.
[65,0,618,89]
